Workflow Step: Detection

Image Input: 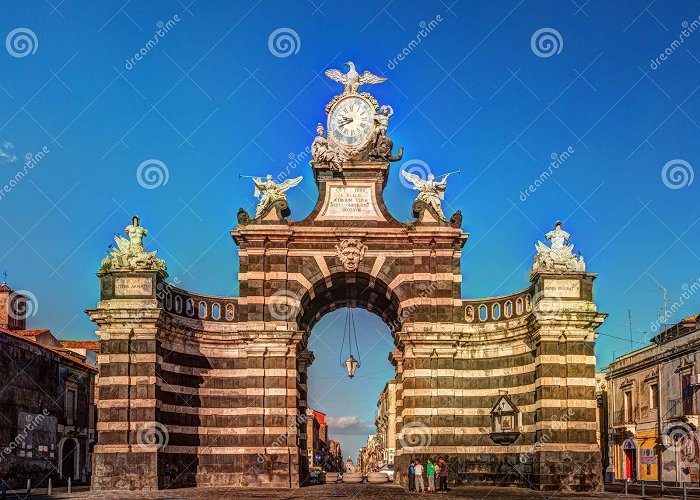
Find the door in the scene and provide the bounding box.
[62,439,77,481]
[624,448,636,480]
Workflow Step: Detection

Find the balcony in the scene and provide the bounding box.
[613,409,635,426]
[667,397,695,419]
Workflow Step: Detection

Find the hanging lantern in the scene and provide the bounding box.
[339,301,361,378]
[345,354,359,378]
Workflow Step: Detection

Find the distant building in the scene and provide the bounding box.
[305,408,322,468]
[0,281,98,488]
[605,314,700,485]
[375,379,397,465]
[358,434,382,475]
[326,439,343,472]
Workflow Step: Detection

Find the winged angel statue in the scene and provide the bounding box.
[250,175,303,218]
[401,171,457,221]
[101,216,166,271]
[325,61,387,93]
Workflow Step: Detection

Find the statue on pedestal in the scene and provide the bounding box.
[246,174,303,219]
[401,170,458,222]
[100,216,166,272]
[532,220,586,274]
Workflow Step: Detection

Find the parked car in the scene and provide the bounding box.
[378,464,394,481]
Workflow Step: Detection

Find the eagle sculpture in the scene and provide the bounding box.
[324,61,387,93]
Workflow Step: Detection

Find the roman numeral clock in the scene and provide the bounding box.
[328,95,374,148]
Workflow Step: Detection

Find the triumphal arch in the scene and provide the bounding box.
[88,62,606,492]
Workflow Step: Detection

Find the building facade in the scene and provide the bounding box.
[88,66,606,491]
[375,380,397,465]
[0,281,98,489]
[605,315,700,485]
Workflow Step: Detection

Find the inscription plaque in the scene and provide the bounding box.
[320,185,381,220]
[543,279,580,298]
[115,276,153,297]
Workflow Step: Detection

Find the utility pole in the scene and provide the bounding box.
[627,309,633,351]
[660,285,669,328]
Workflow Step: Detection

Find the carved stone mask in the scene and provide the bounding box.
[336,238,367,272]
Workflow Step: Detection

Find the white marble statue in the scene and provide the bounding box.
[311,123,346,171]
[532,220,586,274]
[325,61,386,94]
[249,174,303,218]
[101,216,166,271]
[401,171,457,221]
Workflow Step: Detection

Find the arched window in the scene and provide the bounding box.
[516,297,524,315]
[212,303,221,320]
[186,299,195,317]
[198,301,207,319]
[492,303,501,320]
[465,305,475,322]
[225,304,235,321]
[479,304,488,321]
[165,293,172,310]
[525,294,532,312]
[175,296,182,314]
[504,300,513,318]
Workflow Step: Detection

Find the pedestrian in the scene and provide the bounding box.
[415,459,425,493]
[408,460,416,492]
[437,456,448,493]
[426,458,436,493]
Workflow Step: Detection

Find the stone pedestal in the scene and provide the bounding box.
[530,271,606,491]
[88,268,167,490]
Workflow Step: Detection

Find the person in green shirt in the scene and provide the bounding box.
[426,458,436,493]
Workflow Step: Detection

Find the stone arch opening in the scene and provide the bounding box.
[296,271,402,334]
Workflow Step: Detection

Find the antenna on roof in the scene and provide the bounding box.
[627,309,633,352]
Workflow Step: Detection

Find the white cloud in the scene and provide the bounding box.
[326,415,375,435]
[0,141,17,163]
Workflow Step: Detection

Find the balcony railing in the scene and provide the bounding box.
[667,397,695,418]
[613,409,635,425]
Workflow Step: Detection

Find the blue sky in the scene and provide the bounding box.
[2,1,700,461]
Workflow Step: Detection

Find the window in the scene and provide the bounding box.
[649,383,658,410]
[624,390,633,423]
[65,388,76,426]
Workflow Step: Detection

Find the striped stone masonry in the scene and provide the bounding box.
[89,162,606,492]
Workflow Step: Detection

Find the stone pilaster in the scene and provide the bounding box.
[530,271,606,491]
[88,268,167,490]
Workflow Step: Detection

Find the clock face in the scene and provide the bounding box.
[329,96,374,147]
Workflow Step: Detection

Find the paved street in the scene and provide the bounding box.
[11,483,653,499]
